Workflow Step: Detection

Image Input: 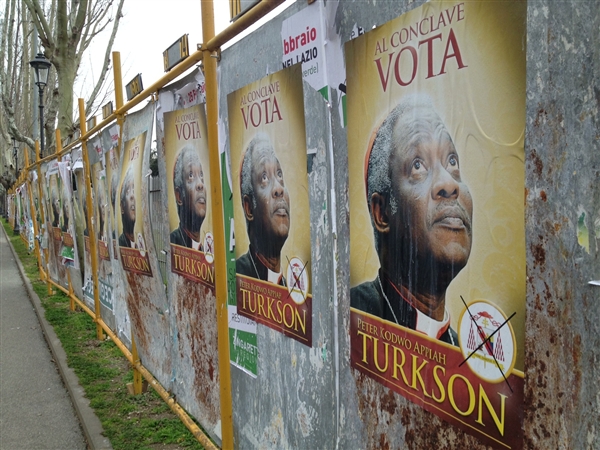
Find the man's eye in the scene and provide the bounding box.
[411,159,426,174]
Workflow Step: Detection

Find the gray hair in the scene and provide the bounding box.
[120,167,134,209]
[173,145,200,205]
[240,133,273,211]
[80,182,88,219]
[110,172,118,209]
[367,94,450,246]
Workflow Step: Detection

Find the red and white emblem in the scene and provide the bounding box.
[458,300,516,383]
[287,256,309,305]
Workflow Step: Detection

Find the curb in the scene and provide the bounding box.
[2,223,113,450]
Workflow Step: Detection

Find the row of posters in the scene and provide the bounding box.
[19,1,524,447]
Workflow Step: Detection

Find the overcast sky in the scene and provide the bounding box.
[76,0,294,108]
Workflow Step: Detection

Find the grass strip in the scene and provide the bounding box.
[2,220,206,450]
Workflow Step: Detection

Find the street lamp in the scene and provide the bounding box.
[12,136,20,235]
[29,52,52,159]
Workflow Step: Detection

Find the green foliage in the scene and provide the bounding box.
[2,219,206,450]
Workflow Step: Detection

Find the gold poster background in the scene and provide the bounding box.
[228,64,311,288]
[116,132,146,244]
[347,1,526,370]
[105,146,120,241]
[164,104,213,241]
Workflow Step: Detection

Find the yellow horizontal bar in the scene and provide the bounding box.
[206,0,286,51]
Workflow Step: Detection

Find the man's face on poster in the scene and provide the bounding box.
[121,177,135,231]
[63,200,70,223]
[177,151,206,227]
[52,195,60,222]
[97,187,106,233]
[388,124,473,270]
[249,143,290,244]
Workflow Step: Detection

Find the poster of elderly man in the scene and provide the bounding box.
[116,131,152,277]
[163,103,214,287]
[228,64,312,347]
[345,1,526,448]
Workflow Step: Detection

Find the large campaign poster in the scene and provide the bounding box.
[117,103,172,387]
[346,2,526,448]
[79,133,115,321]
[156,71,221,439]
[58,159,77,268]
[164,104,214,283]
[74,147,94,308]
[228,64,313,347]
[46,160,67,285]
[102,124,131,346]
[117,130,150,270]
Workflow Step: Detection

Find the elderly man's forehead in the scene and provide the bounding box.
[181,149,202,166]
[252,142,279,166]
[392,113,452,152]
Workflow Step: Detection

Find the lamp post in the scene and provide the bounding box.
[29,52,52,159]
[12,137,20,235]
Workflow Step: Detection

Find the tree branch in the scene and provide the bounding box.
[85,0,124,112]
[22,0,54,48]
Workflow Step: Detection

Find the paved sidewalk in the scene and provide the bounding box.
[0,222,110,449]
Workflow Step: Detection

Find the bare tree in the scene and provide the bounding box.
[0,0,125,190]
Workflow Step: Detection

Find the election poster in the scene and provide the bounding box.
[45,160,68,286]
[228,64,313,347]
[105,125,121,260]
[117,130,152,275]
[74,146,94,308]
[164,103,214,284]
[58,159,77,268]
[84,133,115,316]
[346,1,526,448]
[102,124,131,346]
[156,71,221,439]
[117,102,172,390]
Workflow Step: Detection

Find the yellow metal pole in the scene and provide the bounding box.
[130,331,144,395]
[112,51,143,394]
[25,144,43,281]
[201,1,234,448]
[78,98,105,341]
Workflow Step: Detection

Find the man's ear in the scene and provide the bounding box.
[370,192,390,234]
[174,187,183,206]
[243,195,253,221]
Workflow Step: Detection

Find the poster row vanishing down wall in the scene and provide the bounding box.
[19,1,531,448]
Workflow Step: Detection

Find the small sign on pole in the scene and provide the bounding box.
[102,101,114,119]
[125,74,144,101]
[163,34,190,72]
[86,116,97,132]
[230,0,261,21]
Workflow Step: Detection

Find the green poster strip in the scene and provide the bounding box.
[223,150,257,377]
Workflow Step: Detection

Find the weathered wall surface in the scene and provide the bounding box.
[219,0,599,449]
[219,2,337,447]
[524,1,600,448]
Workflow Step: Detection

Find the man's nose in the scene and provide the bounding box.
[432,164,459,199]
[272,178,284,197]
[195,177,204,191]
